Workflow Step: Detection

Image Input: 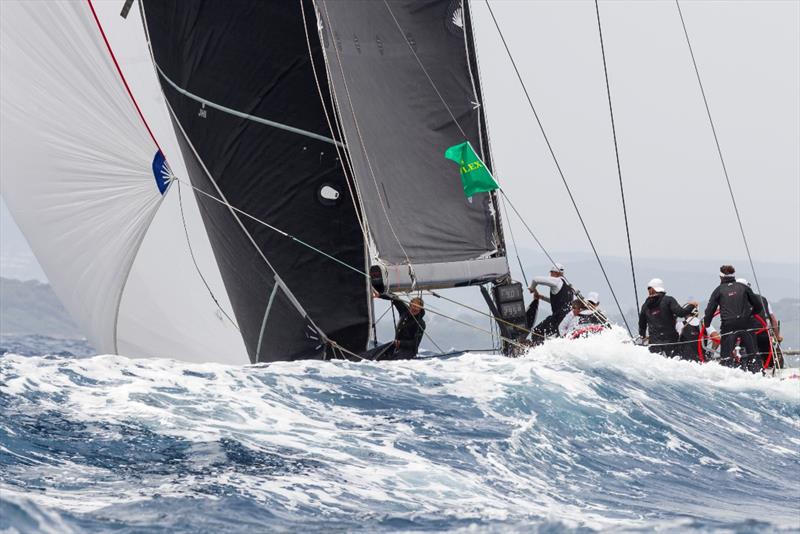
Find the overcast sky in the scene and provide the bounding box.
[2,0,798,283]
[473,0,798,266]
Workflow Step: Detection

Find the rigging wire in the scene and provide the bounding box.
[383,0,470,141]
[593,0,640,313]
[426,290,548,339]
[319,0,414,268]
[176,179,537,348]
[183,172,457,353]
[484,0,633,337]
[674,0,765,297]
[499,191,613,328]
[176,182,240,330]
[174,177,369,279]
[402,297,531,350]
[299,0,371,245]
[383,0,607,329]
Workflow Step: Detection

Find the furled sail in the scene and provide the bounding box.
[316,0,509,291]
[140,1,371,362]
[1,1,248,364]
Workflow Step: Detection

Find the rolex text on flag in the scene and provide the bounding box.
[444,141,499,197]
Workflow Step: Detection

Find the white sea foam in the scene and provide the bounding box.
[1,332,798,531]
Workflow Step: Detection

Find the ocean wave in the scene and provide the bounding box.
[1,330,798,532]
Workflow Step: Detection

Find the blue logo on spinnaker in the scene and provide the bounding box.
[152,150,172,195]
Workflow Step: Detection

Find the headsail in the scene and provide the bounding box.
[317,0,509,291]
[140,1,371,362]
[1,1,249,364]
[0,1,167,354]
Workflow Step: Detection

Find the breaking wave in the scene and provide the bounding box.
[1,329,798,533]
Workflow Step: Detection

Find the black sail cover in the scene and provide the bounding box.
[141,1,370,362]
[317,0,508,290]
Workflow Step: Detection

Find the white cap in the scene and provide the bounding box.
[550,262,565,273]
[736,277,751,287]
[647,278,665,293]
[586,291,600,305]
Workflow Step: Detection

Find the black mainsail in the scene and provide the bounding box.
[317,0,508,292]
[140,1,371,363]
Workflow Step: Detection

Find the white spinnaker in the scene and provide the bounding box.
[92,2,248,363]
[1,1,248,363]
[0,0,162,354]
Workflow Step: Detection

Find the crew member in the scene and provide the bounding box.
[528,263,574,344]
[703,265,762,372]
[638,278,698,357]
[676,311,720,362]
[558,299,584,337]
[364,290,426,360]
[737,278,783,367]
[558,292,604,338]
[573,292,605,337]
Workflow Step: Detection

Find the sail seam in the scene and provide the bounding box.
[160,82,331,351]
[138,0,323,327]
[153,62,345,148]
[319,0,413,267]
[255,282,280,362]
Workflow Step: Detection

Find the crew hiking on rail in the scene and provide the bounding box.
[527,263,574,345]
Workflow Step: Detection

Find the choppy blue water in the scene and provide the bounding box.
[1,330,799,533]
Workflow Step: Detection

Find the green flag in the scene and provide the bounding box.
[444,141,499,197]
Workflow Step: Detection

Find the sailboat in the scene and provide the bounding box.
[2,1,790,371]
[1,0,530,364]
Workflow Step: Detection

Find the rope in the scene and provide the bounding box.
[173,177,369,279]
[484,1,633,338]
[188,179,552,353]
[500,197,528,286]
[674,0,783,366]
[641,325,776,348]
[382,0,470,141]
[674,1,764,298]
[399,297,531,351]
[299,0,371,244]
[499,191,614,329]
[320,0,413,267]
[176,182,239,330]
[593,0,640,313]
[426,290,546,340]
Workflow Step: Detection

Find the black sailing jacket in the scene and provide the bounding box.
[550,282,575,320]
[638,293,696,344]
[384,296,426,358]
[703,277,762,327]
